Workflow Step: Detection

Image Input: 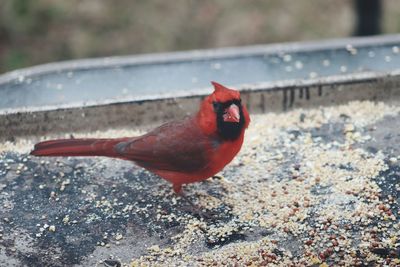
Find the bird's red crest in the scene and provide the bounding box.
[210,81,241,102]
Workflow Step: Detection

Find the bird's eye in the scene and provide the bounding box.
[212,102,219,110]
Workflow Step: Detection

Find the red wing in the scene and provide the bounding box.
[114,119,214,173]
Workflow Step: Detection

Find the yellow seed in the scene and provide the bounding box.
[311,256,321,264]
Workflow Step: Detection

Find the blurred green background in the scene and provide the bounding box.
[0,0,399,74]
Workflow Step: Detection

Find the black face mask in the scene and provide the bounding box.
[213,99,245,141]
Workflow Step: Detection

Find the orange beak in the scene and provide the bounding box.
[223,104,240,123]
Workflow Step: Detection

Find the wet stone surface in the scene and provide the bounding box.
[1,101,400,266]
[0,155,258,266]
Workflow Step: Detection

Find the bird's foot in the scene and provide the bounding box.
[179,193,213,220]
[173,183,224,220]
[173,185,217,220]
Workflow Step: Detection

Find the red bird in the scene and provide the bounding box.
[30,82,250,194]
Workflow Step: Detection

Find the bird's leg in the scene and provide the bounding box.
[173,184,182,194]
[174,183,197,208]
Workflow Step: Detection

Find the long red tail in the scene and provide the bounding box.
[30,138,127,158]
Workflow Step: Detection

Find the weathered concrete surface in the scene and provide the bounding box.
[0,156,188,266]
[1,101,400,266]
[2,72,400,143]
[0,151,247,266]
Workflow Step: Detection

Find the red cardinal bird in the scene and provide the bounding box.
[30,82,250,194]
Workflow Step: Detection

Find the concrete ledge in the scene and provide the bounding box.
[1,71,400,142]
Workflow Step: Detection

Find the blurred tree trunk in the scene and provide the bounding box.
[354,0,382,36]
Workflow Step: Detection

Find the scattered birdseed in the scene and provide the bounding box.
[115,233,123,241]
[345,44,358,55]
[322,59,330,67]
[62,215,70,224]
[1,100,400,266]
[283,54,292,62]
[127,101,400,265]
[294,61,303,70]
